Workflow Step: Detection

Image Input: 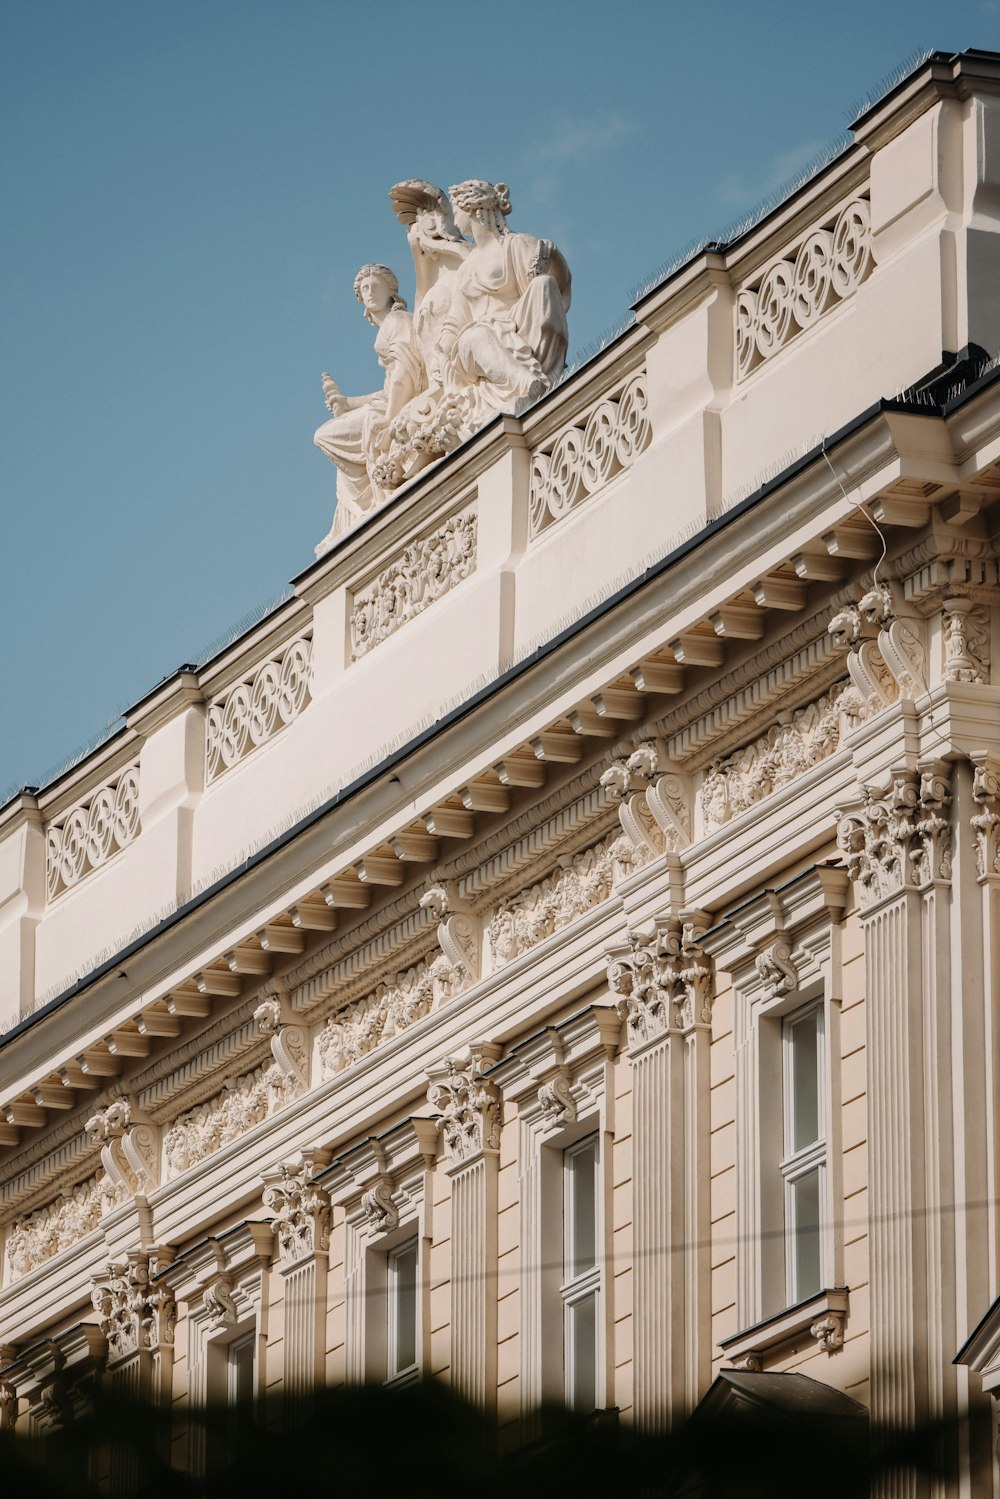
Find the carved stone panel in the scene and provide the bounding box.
[45,766,141,901]
[163,1064,294,1179]
[485,838,616,968]
[700,681,863,832]
[206,634,313,781]
[349,508,477,659]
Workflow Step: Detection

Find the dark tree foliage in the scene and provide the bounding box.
[0,1381,961,1499]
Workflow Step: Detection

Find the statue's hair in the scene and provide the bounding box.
[449,179,512,234]
[353,263,407,316]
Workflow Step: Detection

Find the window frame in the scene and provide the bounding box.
[384,1235,420,1389]
[560,1132,602,1412]
[779,999,828,1306]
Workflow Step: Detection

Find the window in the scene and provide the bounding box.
[561,1134,600,1411]
[226,1330,255,1408]
[781,1003,826,1303]
[385,1239,419,1387]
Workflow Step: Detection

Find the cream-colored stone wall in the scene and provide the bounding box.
[4,52,1000,1493]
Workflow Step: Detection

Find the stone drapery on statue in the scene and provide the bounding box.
[313,179,571,557]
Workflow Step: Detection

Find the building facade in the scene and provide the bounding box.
[3,48,1000,1491]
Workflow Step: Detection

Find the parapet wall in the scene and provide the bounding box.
[2,53,999,1024]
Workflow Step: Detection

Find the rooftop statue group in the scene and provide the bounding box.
[313,179,572,555]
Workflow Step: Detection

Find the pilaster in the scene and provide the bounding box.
[261,1149,331,1403]
[605,913,711,1426]
[426,1043,502,1407]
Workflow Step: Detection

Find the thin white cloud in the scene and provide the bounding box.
[526,112,635,166]
[718,137,828,209]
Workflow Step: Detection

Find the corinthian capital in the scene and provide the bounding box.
[91,1251,176,1364]
[837,764,951,909]
[606,916,712,1049]
[427,1044,502,1166]
[261,1153,332,1267]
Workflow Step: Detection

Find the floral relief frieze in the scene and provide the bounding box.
[317,957,457,1081]
[699,681,865,832]
[528,370,650,538]
[349,508,477,659]
[45,766,141,901]
[5,1173,127,1281]
[736,195,873,380]
[163,1063,295,1178]
[485,837,618,968]
[205,633,313,782]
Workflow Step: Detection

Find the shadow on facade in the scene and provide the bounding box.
[0,1373,970,1498]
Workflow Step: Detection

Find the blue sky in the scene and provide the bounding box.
[2,1,998,795]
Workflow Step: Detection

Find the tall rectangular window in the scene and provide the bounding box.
[562,1135,600,1411]
[781,1004,826,1303]
[386,1239,419,1386]
[227,1330,255,1408]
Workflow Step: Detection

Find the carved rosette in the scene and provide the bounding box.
[262,1160,332,1267]
[836,766,952,909]
[427,1050,502,1166]
[91,1252,176,1364]
[606,918,712,1049]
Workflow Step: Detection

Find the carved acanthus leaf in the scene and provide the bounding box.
[203,1275,239,1330]
[606,918,712,1048]
[538,1071,577,1126]
[837,765,952,908]
[486,838,616,968]
[755,940,798,1002]
[700,682,862,832]
[427,1048,502,1166]
[91,1252,176,1363]
[360,1177,399,1234]
[261,1158,332,1267]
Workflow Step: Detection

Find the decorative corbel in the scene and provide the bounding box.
[419,883,481,989]
[84,1097,160,1194]
[828,598,897,712]
[254,991,309,1096]
[810,1310,845,1353]
[202,1275,239,1331]
[754,938,799,1003]
[972,754,1000,880]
